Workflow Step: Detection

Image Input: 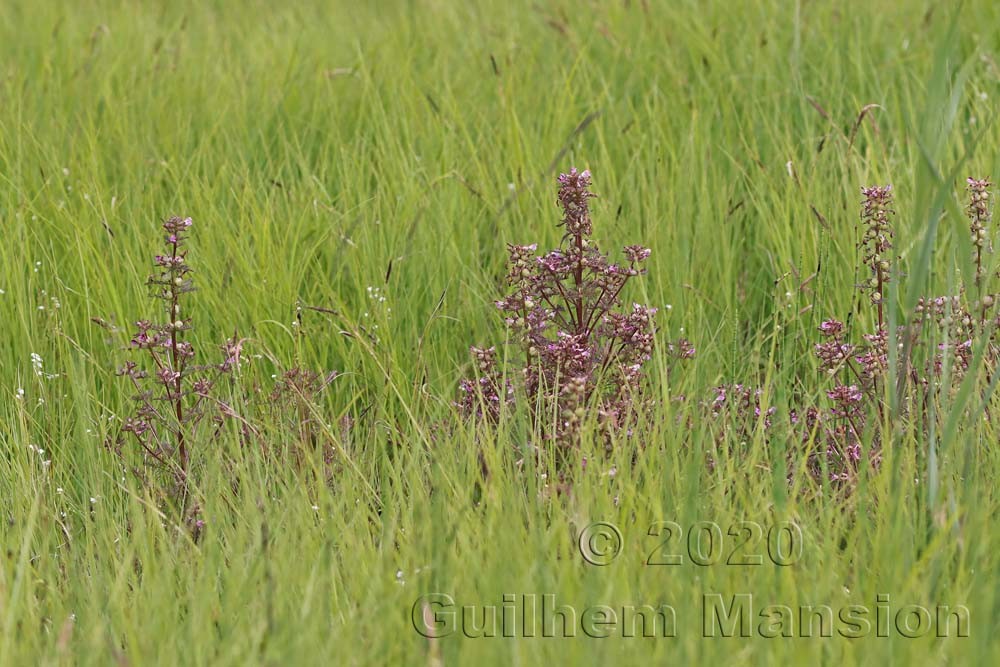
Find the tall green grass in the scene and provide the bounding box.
[1,0,998,663]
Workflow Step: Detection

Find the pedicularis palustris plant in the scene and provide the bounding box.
[458,169,693,467]
[112,217,241,501]
[708,179,998,490]
[805,179,998,486]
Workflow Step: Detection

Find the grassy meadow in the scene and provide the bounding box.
[1,0,999,664]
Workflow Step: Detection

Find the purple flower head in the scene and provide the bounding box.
[814,341,854,371]
[557,168,595,237]
[219,335,246,372]
[163,216,193,234]
[827,384,863,405]
[557,167,592,191]
[156,368,181,385]
[623,245,652,263]
[713,386,728,406]
[668,338,696,359]
[818,319,844,337]
[130,329,162,349]
[192,379,213,395]
[861,185,892,206]
[123,417,150,435]
[154,254,185,268]
[537,250,573,276]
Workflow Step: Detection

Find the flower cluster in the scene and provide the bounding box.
[708,383,776,450]
[108,218,350,529]
[912,295,976,380]
[798,178,996,488]
[458,168,692,463]
[112,217,238,494]
[859,185,894,325]
[777,188,897,483]
[795,402,878,486]
[556,168,595,238]
[454,346,513,423]
[701,178,999,490]
[968,177,992,289]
